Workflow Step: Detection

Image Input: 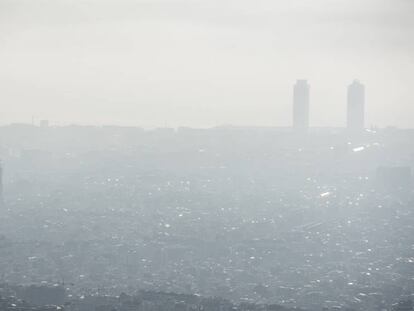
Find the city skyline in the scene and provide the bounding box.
[1,0,413,128]
[1,79,376,130]
[0,78,410,129]
[0,2,413,310]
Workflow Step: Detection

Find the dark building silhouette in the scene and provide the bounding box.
[293,79,310,131]
[347,80,365,132]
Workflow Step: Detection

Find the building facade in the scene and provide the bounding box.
[347,80,365,132]
[293,80,310,131]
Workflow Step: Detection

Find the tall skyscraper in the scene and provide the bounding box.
[347,80,365,132]
[293,79,310,131]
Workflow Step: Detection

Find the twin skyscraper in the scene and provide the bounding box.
[293,80,365,132]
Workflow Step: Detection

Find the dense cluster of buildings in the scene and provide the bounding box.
[1,283,412,311]
[0,284,303,311]
[0,124,413,311]
[0,77,412,311]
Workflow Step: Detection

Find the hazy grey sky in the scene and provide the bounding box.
[1,0,413,128]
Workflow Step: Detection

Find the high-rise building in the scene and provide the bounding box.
[347,80,365,131]
[293,79,310,131]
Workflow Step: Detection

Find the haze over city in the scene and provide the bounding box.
[1,0,414,128]
[0,2,414,311]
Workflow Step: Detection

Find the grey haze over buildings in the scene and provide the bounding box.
[0,0,413,128]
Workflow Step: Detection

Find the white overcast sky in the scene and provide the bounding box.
[0,0,413,128]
